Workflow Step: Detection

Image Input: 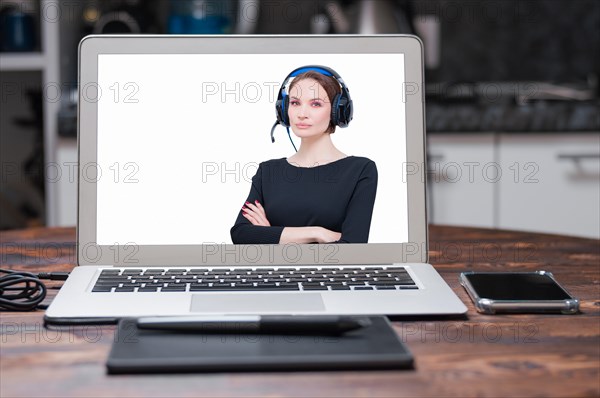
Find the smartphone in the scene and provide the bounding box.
[459,271,579,314]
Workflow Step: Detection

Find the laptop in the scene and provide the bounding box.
[44,35,467,324]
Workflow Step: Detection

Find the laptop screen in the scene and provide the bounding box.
[94,52,409,246]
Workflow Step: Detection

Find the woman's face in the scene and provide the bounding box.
[288,78,331,138]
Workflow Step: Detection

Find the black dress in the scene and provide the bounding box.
[230,156,378,244]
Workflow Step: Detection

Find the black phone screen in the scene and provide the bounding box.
[464,273,572,301]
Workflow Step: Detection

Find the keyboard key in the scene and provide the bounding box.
[371,281,401,286]
[287,277,307,282]
[375,286,397,290]
[346,281,367,286]
[331,275,350,280]
[95,281,124,287]
[122,269,143,275]
[243,286,299,291]
[395,280,417,285]
[187,269,209,274]
[352,277,373,282]
[94,279,123,284]
[99,270,120,276]
[209,270,229,275]
[93,282,120,288]
[95,278,125,283]
[189,284,210,291]
[165,271,186,276]
[399,285,419,290]
[115,286,135,292]
[278,283,300,288]
[161,286,187,292]
[302,285,327,290]
[92,286,113,292]
[233,283,254,288]
[353,286,374,290]
[212,283,233,288]
[330,285,351,290]
[138,286,159,292]
[230,270,250,275]
[143,269,165,274]
[313,270,334,274]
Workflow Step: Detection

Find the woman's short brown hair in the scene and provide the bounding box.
[288,71,342,135]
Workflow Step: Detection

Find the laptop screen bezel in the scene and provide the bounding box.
[77,35,428,266]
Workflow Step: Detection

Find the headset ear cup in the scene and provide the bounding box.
[330,94,341,126]
[275,99,284,124]
[336,96,347,127]
[337,97,353,128]
[331,94,353,128]
[275,95,290,127]
[283,96,290,126]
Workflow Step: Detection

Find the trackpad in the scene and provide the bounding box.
[190,293,326,313]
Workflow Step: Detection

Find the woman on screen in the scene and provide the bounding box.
[230,66,378,244]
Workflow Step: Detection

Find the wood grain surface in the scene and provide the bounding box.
[1,226,599,397]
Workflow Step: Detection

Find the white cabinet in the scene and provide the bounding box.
[427,133,496,228]
[497,133,600,239]
[427,132,600,239]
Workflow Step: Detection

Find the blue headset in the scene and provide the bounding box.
[270,65,353,151]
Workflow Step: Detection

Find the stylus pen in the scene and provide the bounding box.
[136,315,371,335]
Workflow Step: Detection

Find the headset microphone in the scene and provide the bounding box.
[270,121,278,144]
[271,121,298,152]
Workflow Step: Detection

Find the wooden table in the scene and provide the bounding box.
[1,226,599,397]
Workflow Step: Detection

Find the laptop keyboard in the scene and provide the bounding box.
[91,266,417,292]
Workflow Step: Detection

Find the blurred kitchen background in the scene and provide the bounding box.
[0,0,599,238]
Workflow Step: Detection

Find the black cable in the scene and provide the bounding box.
[36,272,70,281]
[0,269,69,311]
